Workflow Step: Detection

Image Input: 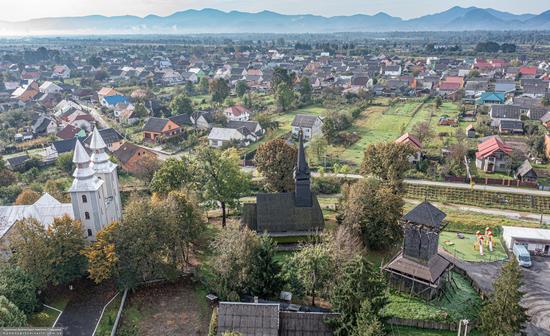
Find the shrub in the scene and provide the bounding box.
[312,177,342,194]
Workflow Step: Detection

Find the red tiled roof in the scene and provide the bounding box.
[224,105,249,117]
[395,133,422,150]
[56,124,81,140]
[439,81,462,91]
[519,66,537,76]
[475,137,512,160]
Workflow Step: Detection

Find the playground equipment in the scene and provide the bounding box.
[474,228,494,256]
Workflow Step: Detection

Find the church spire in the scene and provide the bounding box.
[72,140,94,179]
[294,130,312,207]
[89,127,114,172]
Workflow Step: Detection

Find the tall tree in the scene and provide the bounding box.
[351,300,385,336]
[162,191,206,265]
[196,148,250,227]
[284,244,334,306]
[247,235,281,297]
[47,215,87,285]
[299,77,313,104]
[10,218,53,288]
[271,67,293,89]
[0,265,38,314]
[411,121,434,144]
[275,82,295,112]
[360,142,414,191]
[329,256,387,335]
[0,296,26,328]
[341,178,403,250]
[235,81,248,98]
[255,139,297,192]
[210,78,230,104]
[479,258,529,336]
[150,158,194,195]
[169,94,194,116]
[210,225,259,300]
[83,222,119,284]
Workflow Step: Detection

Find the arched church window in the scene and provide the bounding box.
[85,212,90,220]
[82,195,88,203]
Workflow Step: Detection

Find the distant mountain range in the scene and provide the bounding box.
[1,6,549,35]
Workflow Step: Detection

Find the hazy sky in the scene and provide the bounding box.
[1,0,549,21]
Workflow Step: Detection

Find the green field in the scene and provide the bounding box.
[439,231,508,262]
[385,99,424,116]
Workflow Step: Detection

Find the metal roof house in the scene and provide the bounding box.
[383,201,452,300]
[216,302,337,336]
[241,133,324,237]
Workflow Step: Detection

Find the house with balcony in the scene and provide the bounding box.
[475,136,513,173]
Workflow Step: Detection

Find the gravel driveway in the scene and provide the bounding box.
[521,257,550,336]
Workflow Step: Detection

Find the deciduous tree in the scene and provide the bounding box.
[150,158,194,195]
[47,215,87,285]
[236,81,248,97]
[360,142,414,191]
[341,178,403,250]
[169,94,194,116]
[196,148,250,227]
[255,139,297,192]
[15,189,40,205]
[83,222,119,284]
[210,79,230,104]
[283,244,334,306]
[0,265,38,314]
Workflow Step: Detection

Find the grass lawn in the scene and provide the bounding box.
[27,306,61,328]
[385,100,423,116]
[381,272,481,323]
[94,292,123,336]
[439,231,508,262]
[28,289,72,328]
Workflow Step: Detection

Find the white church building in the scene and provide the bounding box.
[0,128,122,257]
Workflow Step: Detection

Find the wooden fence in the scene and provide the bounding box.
[444,176,538,189]
[386,317,462,331]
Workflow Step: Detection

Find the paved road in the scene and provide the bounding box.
[55,279,116,336]
[522,257,550,336]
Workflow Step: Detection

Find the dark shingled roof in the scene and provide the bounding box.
[84,128,123,146]
[6,154,30,168]
[142,117,169,133]
[385,252,450,284]
[515,160,536,178]
[252,193,324,234]
[52,138,82,154]
[279,311,337,336]
[169,114,192,127]
[291,114,320,128]
[113,142,151,164]
[217,302,279,336]
[403,201,446,229]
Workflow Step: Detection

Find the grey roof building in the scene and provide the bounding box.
[216,302,337,336]
[242,133,324,236]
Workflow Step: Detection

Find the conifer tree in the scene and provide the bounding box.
[479,258,529,336]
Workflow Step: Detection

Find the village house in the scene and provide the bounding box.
[514,160,538,182]
[32,115,58,136]
[112,141,157,174]
[142,117,182,142]
[395,133,423,164]
[291,114,323,140]
[39,81,63,94]
[475,136,513,173]
[207,120,264,148]
[224,105,251,121]
[84,127,124,152]
[51,65,71,79]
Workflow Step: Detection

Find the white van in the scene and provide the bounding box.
[513,244,532,268]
